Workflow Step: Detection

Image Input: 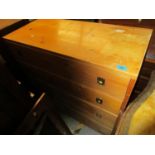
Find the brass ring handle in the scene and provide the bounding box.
[97,77,105,86]
[96,97,103,104]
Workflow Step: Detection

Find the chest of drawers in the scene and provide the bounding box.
[2,19,152,134]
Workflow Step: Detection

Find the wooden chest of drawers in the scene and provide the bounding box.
[98,19,155,102]
[2,20,152,134]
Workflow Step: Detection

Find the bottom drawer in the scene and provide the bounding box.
[57,104,113,134]
[53,93,117,134]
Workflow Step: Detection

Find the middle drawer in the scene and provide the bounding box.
[19,61,123,115]
[6,41,130,100]
[52,90,118,130]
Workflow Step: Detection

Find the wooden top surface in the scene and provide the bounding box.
[0,19,22,30]
[3,19,153,77]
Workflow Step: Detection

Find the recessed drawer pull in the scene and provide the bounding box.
[96,97,103,104]
[97,77,105,86]
[95,113,102,119]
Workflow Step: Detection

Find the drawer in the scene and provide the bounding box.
[17,61,123,115]
[6,41,130,100]
[52,91,117,130]
[57,104,113,134]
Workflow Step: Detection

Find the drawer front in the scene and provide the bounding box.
[52,91,117,130]
[57,104,113,134]
[18,61,123,115]
[6,41,130,100]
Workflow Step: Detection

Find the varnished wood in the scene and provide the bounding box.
[17,61,123,115]
[55,94,117,134]
[5,41,130,100]
[58,104,113,134]
[16,92,72,135]
[15,93,46,134]
[2,19,152,134]
[98,19,155,64]
[98,19,155,103]
[8,60,117,134]
[3,19,152,78]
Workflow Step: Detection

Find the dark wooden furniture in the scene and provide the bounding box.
[0,61,32,134]
[0,20,30,65]
[16,92,72,135]
[0,20,32,134]
[0,54,71,135]
[0,20,29,37]
[0,19,71,135]
[2,20,152,134]
[0,19,42,99]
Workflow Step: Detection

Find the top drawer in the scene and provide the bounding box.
[5,41,130,100]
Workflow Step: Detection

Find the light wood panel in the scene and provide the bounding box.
[58,104,113,134]
[54,93,117,133]
[2,19,152,134]
[3,19,152,77]
[5,41,130,100]
[15,61,122,115]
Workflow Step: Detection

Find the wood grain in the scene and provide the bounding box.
[3,19,152,77]
[55,94,116,134]
[16,61,123,115]
[5,41,130,100]
[58,104,113,134]
[53,91,117,129]
[2,19,152,134]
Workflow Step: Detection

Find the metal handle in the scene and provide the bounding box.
[96,113,102,119]
[96,97,103,104]
[97,77,105,86]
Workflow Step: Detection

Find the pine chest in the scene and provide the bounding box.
[2,19,152,134]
